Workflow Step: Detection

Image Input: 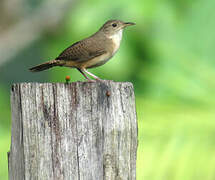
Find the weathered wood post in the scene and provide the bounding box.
[8,81,138,180]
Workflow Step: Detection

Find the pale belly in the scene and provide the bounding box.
[81,52,112,69]
[63,53,110,69]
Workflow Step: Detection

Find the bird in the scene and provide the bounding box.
[29,19,135,81]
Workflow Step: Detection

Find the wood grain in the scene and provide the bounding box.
[8,81,138,180]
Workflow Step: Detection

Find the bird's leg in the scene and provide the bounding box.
[82,68,103,81]
[77,68,95,82]
[77,68,90,80]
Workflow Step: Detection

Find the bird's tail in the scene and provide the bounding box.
[29,60,64,72]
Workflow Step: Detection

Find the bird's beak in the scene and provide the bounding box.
[123,22,136,27]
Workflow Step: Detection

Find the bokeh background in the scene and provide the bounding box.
[1,0,215,179]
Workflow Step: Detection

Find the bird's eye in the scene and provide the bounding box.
[112,23,117,27]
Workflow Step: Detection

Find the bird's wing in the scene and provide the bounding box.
[56,38,107,62]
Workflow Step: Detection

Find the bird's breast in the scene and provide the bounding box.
[109,29,123,55]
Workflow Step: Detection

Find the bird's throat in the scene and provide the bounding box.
[108,29,123,54]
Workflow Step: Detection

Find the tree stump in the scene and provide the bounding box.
[8,82,138,180]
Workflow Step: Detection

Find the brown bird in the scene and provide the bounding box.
[29,19,135,81]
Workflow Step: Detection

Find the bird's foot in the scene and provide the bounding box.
[85,78,112,83]
[96,79,114,83]
[95,78,107,82]
[85,79,105,83]
[86,79,96,83]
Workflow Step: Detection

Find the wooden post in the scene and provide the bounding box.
[8,82,138,180]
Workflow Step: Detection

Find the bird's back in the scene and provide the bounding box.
[56,32,114,63]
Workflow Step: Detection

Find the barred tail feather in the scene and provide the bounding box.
[29,60,63,72]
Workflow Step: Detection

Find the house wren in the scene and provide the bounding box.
[29,19,135,81]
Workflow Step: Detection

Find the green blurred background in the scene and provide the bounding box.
[1,0,215,179]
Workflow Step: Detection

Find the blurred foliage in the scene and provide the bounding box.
[1,0,215,179]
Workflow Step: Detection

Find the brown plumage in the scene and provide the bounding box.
[56,38,108,62]
[29,20,135,81]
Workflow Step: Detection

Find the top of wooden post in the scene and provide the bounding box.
[9,81,137,180]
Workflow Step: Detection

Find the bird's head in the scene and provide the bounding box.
[100,19,135,37]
